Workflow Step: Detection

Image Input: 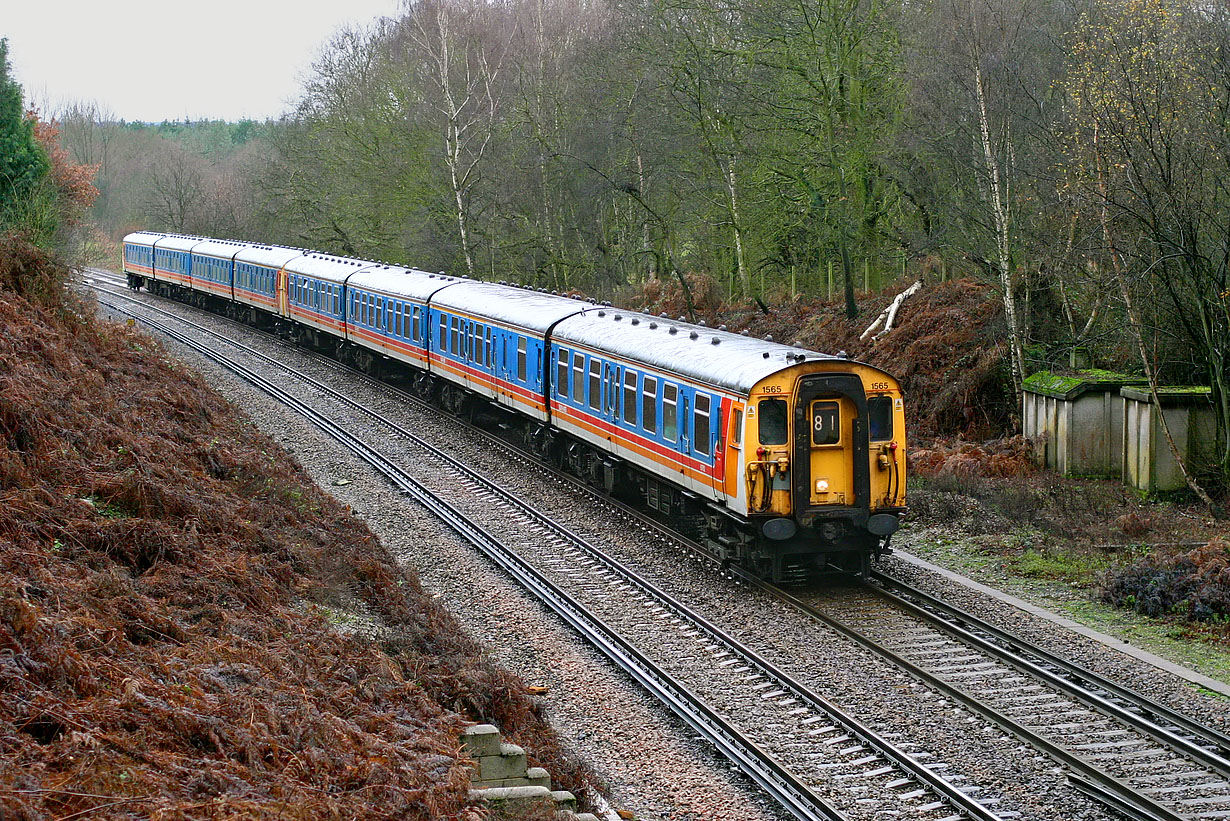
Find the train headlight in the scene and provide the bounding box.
[815,479,829,492]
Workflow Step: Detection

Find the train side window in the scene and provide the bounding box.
[758,399,788,445]
[412,308,421,341]
[869,396,894,441]
[622,370,637,425]
[642,375,658,434]
[556,349,568,396]
[695,394,711,455]
[588,359,601,410]
[450,317,459,354]
[729,406,743,447]
[663,383,678,441]
[439,315,446,348]
[812,401,841,446]
[517,338,527,381]
[486,327,494,368]
[571,352,584,402]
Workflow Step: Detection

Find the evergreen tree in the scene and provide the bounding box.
[0,38,49,223]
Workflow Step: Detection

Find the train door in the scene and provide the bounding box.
[793,374,869,514]
[276,267,289,317]
[805,397,856,505]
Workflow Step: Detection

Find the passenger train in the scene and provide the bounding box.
[122,231,906,580]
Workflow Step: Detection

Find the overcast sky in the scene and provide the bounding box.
[4,0,402,122]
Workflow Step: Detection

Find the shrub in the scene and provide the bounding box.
[1101,538,1230,623]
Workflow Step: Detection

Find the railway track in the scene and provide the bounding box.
[87,270,1230,820]
[87,275,1004,821]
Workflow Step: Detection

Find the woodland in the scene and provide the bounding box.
[20,0,1230,488]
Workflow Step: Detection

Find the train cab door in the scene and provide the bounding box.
[805,397,857,506]
[793,374,869,514]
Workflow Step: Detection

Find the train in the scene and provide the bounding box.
[122,231,907,580]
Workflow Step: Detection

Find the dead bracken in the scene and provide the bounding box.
[0,237,596,818]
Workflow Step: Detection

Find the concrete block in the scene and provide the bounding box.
[468,785,552,811]
[477,743,527,781]
[525,766,551,788]
[550,790,577,811]
[461,724,502,757]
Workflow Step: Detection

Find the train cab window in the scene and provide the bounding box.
[663,383,678,441]
[811,401,840,446]
[642,376,658,434]
[556,349,568,396]
[571,353,584,402]
[622,371,637,425]
[588,359,601,410]
[695,394,711,455]
[758,399,788,445]
[517,338,527,381]
[869,396,894,442]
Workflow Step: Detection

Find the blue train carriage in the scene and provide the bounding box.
[280,253,372,352]
[428,283,590,421]
[232,245,305,321]
[150,234,202,291]
[553,309,907,579]
[345,265,459,375]
[549,308,737,505]
[122,231,165,288]
[188,238,253,303]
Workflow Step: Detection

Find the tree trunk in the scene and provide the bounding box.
[974,60,1025,404]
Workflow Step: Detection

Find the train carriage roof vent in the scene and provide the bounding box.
[630,317,640,325]
[711,337,720,345]
[660,312,668,318]
[598,310,606,317]
[764,335,773,342]
[763,352,771,358]
[614,314,622,321]
[649,322,657,329]
[697,320,706,327]
[689,331,699,340]
[718,324,727,331]
[668,327,678,335]
[837,350,848,358]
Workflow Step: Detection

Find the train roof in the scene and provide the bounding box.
[552,308,843,394]
[282,252,376,284]
[234,245,308,269]
[347,265,463,301]
[190,238,254,260]
[122,231,166,246]
[432,281,591,333]
[154,235,209,253]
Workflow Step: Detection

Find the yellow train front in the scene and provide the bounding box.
[721,358,906,579]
